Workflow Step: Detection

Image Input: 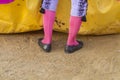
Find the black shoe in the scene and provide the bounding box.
[38,38,51,52]
[65,40,83,53]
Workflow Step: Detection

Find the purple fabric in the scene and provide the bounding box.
[42,0,88,17]
[0,0,14,4]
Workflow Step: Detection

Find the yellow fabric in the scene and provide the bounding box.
[0,0,120,35]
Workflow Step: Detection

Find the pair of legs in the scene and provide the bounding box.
[38,0,88,53]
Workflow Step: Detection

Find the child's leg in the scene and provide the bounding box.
[65,0,88,53]
[42,0,59,44]
[42,10,56,44]
[67,0,88,46]
[67,16,82,46]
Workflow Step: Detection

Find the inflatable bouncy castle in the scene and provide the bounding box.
[0,0,120,35]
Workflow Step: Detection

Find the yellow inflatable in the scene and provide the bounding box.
[0,0,120,35]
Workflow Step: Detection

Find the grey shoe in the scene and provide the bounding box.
[38,38,51,52]
[65,40,83,53]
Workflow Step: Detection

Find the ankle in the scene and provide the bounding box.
[42,39,52,44]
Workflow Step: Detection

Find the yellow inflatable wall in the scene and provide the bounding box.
[0,0,120,35]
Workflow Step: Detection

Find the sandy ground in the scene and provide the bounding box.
[0,31,120,80]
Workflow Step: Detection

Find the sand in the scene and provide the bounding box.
[0,31,120,80]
